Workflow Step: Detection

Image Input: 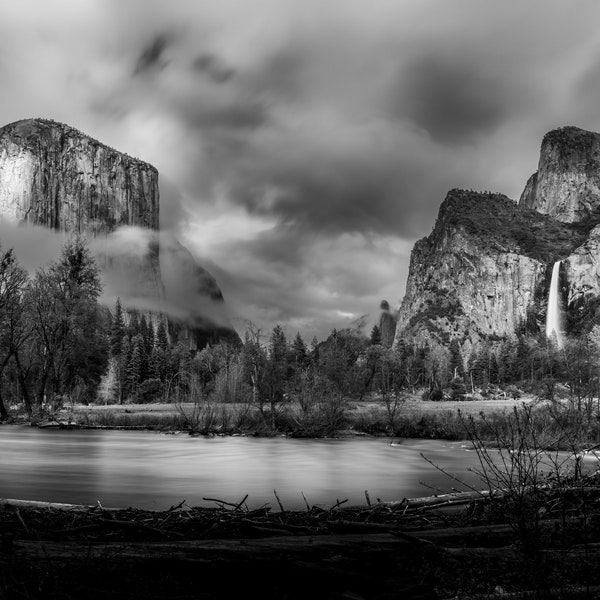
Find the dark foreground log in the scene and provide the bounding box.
[2,533,439,600]
[12,532,417,561]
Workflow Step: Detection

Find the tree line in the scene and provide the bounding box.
[2,237,600,428]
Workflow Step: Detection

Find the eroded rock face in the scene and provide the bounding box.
[393,191,547,344]
[519,126,600,223]
[564,225,600,308]
[0,119,159,234]
[395,124,600,344]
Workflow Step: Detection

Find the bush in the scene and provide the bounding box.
[422,388,444,402]
[136,379,163,403]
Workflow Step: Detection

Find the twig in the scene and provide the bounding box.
[99,518,185,538]
[233,494,248,512]
[273,489,285,513]
[301,491,310,511]
[202,497,239,509]
[364,490,372,507]
[167,499,187,512]
[14,507,29,534]
[329,498,349,511]
[419,480,449,495]
[420,453,483,495]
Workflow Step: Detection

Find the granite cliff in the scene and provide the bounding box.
[394,125,600,345]
[520,126,600,224]
[0,118,237,348]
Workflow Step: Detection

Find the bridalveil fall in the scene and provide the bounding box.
[546,261,563,347]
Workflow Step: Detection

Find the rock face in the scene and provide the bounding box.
[393,186,594,345]
[519,126,600,223]
[0,118,237,348]
[0,119,159,233]
[395,125,600,345]
[395,191,547,343]
[562,225,600,334]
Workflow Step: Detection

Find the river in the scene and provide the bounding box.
[0,426,591,510]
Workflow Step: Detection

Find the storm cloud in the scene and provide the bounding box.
[1,0,600,339]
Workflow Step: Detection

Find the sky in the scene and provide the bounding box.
[1,0,600,341]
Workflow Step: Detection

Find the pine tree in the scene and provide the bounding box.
[449,339,464,379]
[127,311,140,339]
[118,336,131,402]
[146,321,155,356]
[156,319,169,351]
[310,336,320,364]
[127,334,144,397]
[489,353,500,385]
[292,332,308,367]
[370,325,382,346]
[110,297,125,357]
[139,315,149,347]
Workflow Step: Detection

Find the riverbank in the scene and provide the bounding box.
[3,472,600,600]
[22,395,537,440]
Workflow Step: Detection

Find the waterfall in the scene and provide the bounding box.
[546,261,563,347]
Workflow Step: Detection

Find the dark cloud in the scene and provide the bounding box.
[193,53,235,83]
[134,34,170,75]
[3,0,600,338]
[389,55,515,144]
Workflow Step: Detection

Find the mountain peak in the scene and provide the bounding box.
[520,125,600,223]
[0,118,156,172]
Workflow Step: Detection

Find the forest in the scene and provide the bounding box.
[2,236,600,440]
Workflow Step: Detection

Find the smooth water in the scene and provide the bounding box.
[0,427,561,510]
[546,260,563,347]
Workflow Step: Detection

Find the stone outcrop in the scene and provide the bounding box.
[395,125,600,344]
[519,126,600,223]
[394,191,550,343]
[393,186,595,345]
[0,119,159,234]
[0,118,238,348]
[563,225,600,310]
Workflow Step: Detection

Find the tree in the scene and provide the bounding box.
[264,324,289,427]
[449,339,464,379]
[21,236,106,415]
[127,334,144,398]
[156,319,169,351]
[110,298,125,357]
[242,325,267,414]
[0,248,29,419]
[370,325,382,346]
[292,332,308,368]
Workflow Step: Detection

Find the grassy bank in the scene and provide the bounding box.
[12,394,600,451]
[28,395,539,439]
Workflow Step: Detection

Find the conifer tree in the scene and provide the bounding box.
[119,336,131,402]
[449,338,464,379]
[127,311,140,339]
[127,334,144,397]
[370,325,382,346]
[146,320,155,356]
[156,319,169,351]
[110,297,125,357]
[292,331,308,367]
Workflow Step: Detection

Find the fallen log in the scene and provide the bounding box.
[380,489,505,510]
[10,532,417,563]
[0,498,103,511]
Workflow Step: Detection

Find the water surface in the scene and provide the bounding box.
[0,426,567,510]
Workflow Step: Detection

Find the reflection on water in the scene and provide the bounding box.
[0,426,589,510]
